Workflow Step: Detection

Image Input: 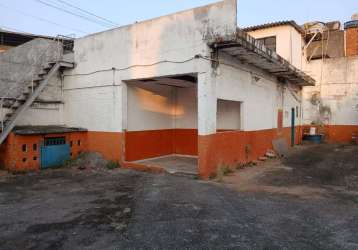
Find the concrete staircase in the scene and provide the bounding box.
[0,60,74,144]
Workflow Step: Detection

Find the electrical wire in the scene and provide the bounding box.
[0,2,88,35]
[54,0,118,27]
[34,0,114,28]
[63,56,199,77]
[199,55,271,81]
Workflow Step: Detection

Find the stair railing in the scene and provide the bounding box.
[0,35,70,134]
[0,85,27,131]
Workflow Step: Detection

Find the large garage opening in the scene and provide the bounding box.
[124,74,198,175]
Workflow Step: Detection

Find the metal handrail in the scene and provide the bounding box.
[0,85,26,130]
[0,35,65,131]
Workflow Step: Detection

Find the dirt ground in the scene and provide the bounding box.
[0,145,358,249]
[225,144,358,201]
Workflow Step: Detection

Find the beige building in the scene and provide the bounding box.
[245,16,358,144]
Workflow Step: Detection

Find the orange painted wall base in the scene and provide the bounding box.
[124,129,197,162]
[302,125,358,144]
[1,125,307,178]
[198,127,301,178]
[87,131,122,162]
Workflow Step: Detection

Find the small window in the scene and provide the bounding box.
[22,158,27,162]
[33,156,37,161]
[70,141,73,147]
[22,144,27,152]
[257,36,276,52]
[45,137,66,146]
[33,144,37,151]
[217,99,242,132]
[77,140,81,146]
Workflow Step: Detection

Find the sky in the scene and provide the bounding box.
[0,0,357,37]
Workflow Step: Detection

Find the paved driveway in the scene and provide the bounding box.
[0,145,357,249]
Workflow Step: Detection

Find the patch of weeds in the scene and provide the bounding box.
[236,163,246,170]
[223,166,234,175]
[216,167,224,182]
[106,161,120,170]
[216,164,234,182]
[63,158,76,168]
[209,172,217,180]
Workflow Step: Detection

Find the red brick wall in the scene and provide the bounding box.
[0,132,87,172]
[346,28,358,57]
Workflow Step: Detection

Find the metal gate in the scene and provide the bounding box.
[40,137,70,169]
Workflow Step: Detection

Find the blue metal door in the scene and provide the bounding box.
[40,137,70,169]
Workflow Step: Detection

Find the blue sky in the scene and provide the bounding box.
[0,0,357,37]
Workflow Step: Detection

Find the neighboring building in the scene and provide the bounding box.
[243,21,304,70]
[244,16,358,144]
[0,0,314,177]
[0,29,74,53]
[0,29,50,53]
[301,16,358,143]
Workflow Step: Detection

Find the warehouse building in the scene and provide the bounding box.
[0,0,314,177]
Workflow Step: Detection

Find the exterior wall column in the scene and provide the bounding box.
[197,71,217,178]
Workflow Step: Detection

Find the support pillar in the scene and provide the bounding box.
[197,71,217,178]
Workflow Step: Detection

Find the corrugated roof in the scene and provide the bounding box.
[13,126,87,135]
[242,20,305,35]
[0,29,54,47]
[0,29,74,48]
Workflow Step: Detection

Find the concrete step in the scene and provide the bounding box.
[258,156,268,161]
[169,171,198,178]
[265,152,276,158]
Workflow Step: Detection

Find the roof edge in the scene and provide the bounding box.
[242,20,304,35]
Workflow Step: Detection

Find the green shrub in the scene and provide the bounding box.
[106,161,120,170]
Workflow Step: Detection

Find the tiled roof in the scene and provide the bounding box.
[242,20,304,35]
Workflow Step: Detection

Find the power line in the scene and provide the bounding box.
[54,0,118,27]
[0,3,88,35]
[63,56,200,77]
[34,0,114,28]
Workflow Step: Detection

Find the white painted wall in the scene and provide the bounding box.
[216,52,302,130]
[63,0,237,135]
[175,86,198,129]
[302,56,358,125]
[126,82,197,131]
[12,77,64,126]
[16,103,64,126]
[127,83,174,131]
[282,85,301,127]
[246,25,303,70]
